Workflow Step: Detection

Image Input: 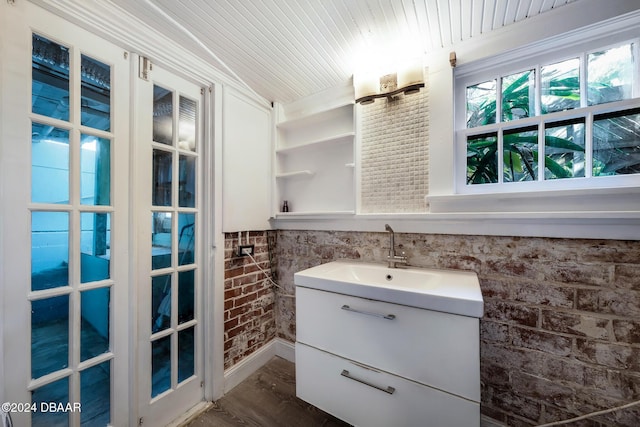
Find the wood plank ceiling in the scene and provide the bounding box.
[109,0,579,104]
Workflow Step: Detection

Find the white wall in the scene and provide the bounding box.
[221,86,272,232]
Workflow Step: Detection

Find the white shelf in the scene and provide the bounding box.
[275,170,314,179]
[276,102,354,130]
[276,132,354,154]
[275,210,356,217]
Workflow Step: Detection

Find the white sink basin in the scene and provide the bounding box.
[294,260,483,317]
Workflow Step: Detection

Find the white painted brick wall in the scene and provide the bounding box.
[360,71,429,213]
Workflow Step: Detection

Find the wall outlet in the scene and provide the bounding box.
[237,244,254,257]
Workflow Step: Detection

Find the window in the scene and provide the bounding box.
[458,37,640,193]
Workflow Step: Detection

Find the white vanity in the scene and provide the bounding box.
[294,260,484,427]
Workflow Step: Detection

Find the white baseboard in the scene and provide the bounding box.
[481,415,508,427]
[274,337,296,362]
[223,338,295,394]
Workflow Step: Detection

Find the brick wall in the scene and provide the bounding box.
[360,72,429,213]
[223,231,276,369]
[274,229,640,426]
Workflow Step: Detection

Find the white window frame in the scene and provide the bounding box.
[454,24,640,198]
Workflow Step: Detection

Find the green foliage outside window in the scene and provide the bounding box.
[466,43,640,185]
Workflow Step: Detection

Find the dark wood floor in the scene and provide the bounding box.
[187,357,351,427]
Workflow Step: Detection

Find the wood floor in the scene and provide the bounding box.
[187,357,352,427]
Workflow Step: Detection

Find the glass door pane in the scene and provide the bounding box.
[32,34,70,121]
[150,84,199,395]
[153,85,173,145]
[29,31,115,427]
[139,68,203,426]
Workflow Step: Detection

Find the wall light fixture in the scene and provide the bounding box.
[354,59,424,105]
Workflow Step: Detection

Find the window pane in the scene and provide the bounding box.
[152,212,172,270]
[153,85,173,145]
[541,58,580,114]
[593,108,640,176]
[81,55,111,131]
[178,213,195,266]
[467,133,498,184]
[32,376,69,427]
[504,127,538,182]
[81,287,110,361]
[466,80,496,128]
[32,211,69,291]
[32,295,69,379]
[152,274,171,333]
[32,34,69,121]
[81,134,111,206]
[81,212,110,283]
[153,149,172,206]
[502,70,535,122]
[151,335,171,397]
[588,44,634,106]
[179,155,196,208]
[32,123,69,204]
[178,326,195,383]
[545,119,585,179]
[80,361,110,426]
[178,269,195,324]
[179,96,197,152]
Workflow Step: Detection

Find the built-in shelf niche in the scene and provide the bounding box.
[275,170,314,179]
[275,132,355,154]
[274,101,355,216]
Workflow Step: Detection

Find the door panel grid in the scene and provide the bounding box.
[29,30,116,427]
[150,83,199,398]
[138,70,204,425]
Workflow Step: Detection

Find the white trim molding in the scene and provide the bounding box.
[272,211,640,241]
[223,338,295,394]
[427,187,640,214]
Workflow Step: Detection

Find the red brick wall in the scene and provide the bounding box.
[223,231,276,369]
[274,230,640,426]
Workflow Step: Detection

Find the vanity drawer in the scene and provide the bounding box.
[296,286,480,401]
[296,343,479,427]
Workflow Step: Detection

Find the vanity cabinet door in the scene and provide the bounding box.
[296,286,480,402]
[296,343,479,427]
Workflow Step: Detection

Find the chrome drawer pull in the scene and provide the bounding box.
[341,370,396,395]
[341,304,396,320]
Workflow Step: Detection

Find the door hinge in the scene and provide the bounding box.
[139,417,144,425]
[201,381,204,388]
[138,56,152,81]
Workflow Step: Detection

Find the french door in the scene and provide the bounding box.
[1,2,130,426]
[1,2,206,425]
[133,62,205,426]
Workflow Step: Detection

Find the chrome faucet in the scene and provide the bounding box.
[385,224,407,268]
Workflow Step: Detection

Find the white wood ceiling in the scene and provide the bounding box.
[109,0,579,104]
